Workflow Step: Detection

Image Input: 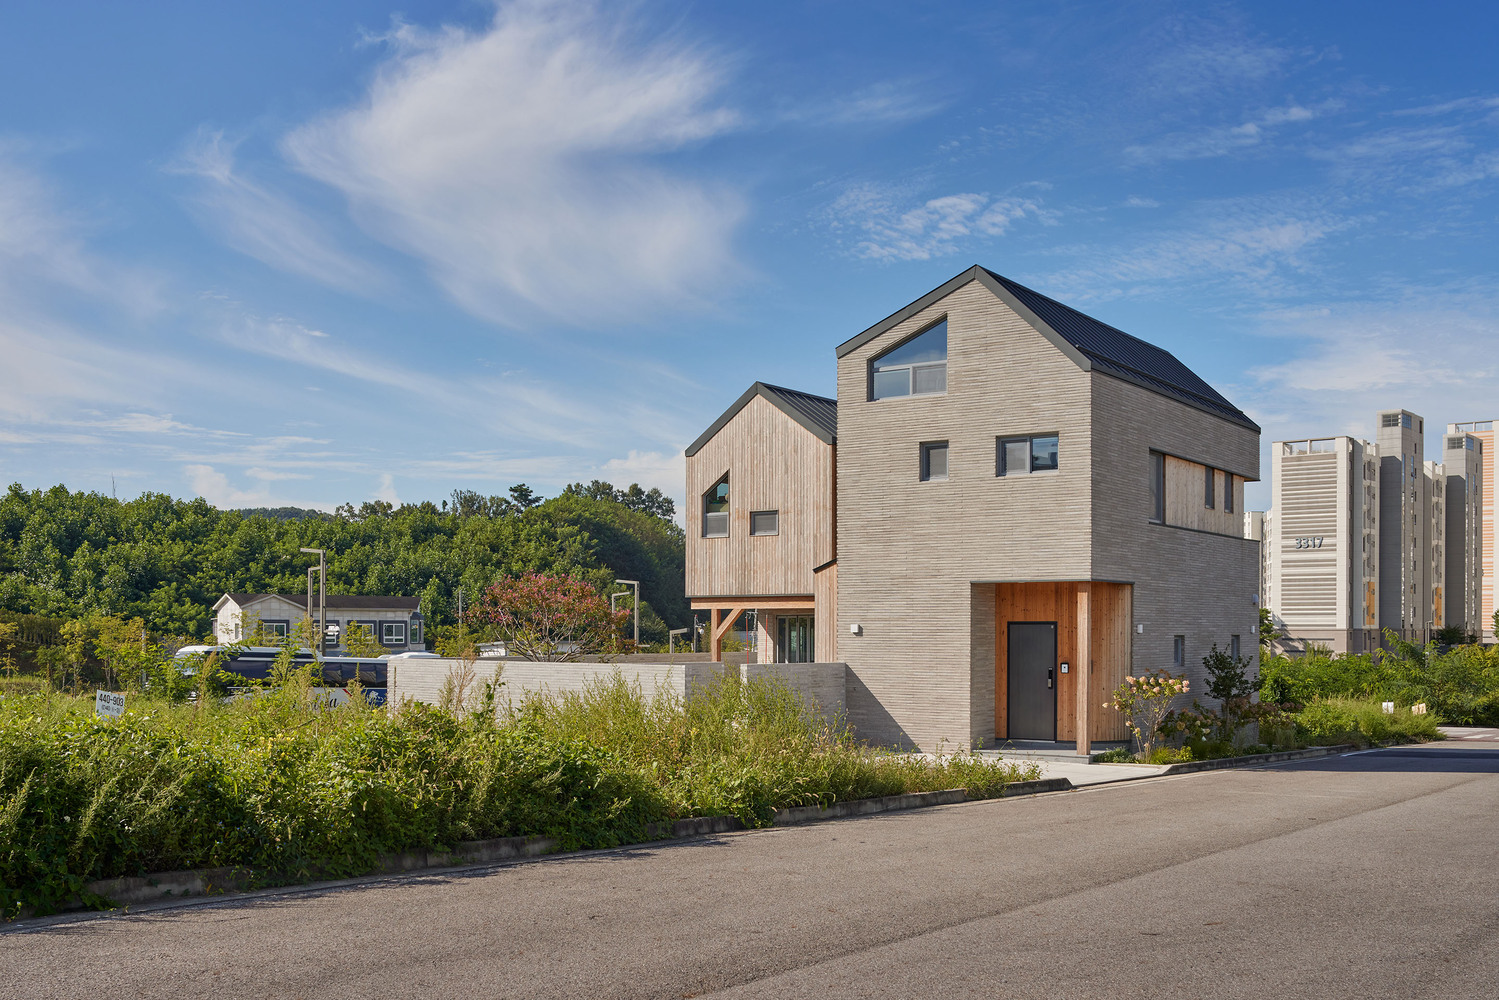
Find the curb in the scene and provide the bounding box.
[61,779,1070,918]
[1159,744,1356,775]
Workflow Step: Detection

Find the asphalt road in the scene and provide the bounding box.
[4,739,1497,1000]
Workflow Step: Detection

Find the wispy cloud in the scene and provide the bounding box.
[281,0,745,327]
[827,184,1054,261]
[170,129,384,293]
[786,79,947,126]
[1124,101,1334,164]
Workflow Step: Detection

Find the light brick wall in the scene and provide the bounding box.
[390,659,734,710]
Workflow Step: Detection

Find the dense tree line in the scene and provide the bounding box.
[0,481,687,647]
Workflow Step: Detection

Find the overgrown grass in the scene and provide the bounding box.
[0,673,1034,919]
[1294,698,1444,748]
[1261,641,1499,725]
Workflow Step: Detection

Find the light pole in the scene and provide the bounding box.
[300,548,326,656]
[615,579,640,649]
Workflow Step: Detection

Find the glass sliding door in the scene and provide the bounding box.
[776,616,815,663]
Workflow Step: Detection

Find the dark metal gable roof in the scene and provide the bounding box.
[685,382,837,457]
[836,265,1258,432]
[223,593,420,612]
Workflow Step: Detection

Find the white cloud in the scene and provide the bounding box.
[828,185,1053,261]
[374,472,400,504]
[184,464,271,507]
[787,80,947,126]
[170,129,383,293]
[1124,102,1334,164]
[1123,197,1161,208]
[282,0,745,327]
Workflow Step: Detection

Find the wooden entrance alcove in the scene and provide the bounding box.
[995,582,1132,752]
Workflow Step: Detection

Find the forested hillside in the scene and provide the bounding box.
[0,481,687,645]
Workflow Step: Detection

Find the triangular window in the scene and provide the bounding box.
[872,319,947,399]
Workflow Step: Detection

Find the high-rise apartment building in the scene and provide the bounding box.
[1448,419,1494,639]
[1262,436,1380,653]
[1256,408,1484,653]
[1443,431,1485,636]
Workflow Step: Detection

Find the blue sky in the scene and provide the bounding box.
[2,0,1496,515]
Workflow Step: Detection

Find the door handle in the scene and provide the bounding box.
[1047,668,1054,689]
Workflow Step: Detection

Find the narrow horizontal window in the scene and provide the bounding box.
[997,434,1059,476]
[921,442,949,482]
[750,510,779,536]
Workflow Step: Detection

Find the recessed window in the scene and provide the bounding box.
[1204,465,1215,509]
[997,434,1059,476]
[1230,634,1241,660]
[1150,451,1165,524]
[920,442,949,482]
[1173,635,1185,670]
[702,474,729,537]
[1224,472,1234,514]
[265,621,288,638]
[383,621,407,645]
[871,319,947,400]
[750,510,779,536]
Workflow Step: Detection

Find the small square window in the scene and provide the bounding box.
[750,510,779,535]
[921,442,948,482]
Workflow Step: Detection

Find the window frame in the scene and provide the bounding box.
[1150,451,1166,524]
[1204,465,1215,509]
[1230,634,1241,661]
[702,473,730,538]
[1224,472,1235,514]
[920,441,949,482]
[870,318,949,401]
[996,433,1060,476]
[749,510,780,536]
[382,621,407,645]
[1173,635,1186,671]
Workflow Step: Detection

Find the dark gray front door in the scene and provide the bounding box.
[1007,622,1057,741]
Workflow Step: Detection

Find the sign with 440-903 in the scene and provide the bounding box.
[95,690,125,718]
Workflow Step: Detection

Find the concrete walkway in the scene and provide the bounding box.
[990,753,1167,786]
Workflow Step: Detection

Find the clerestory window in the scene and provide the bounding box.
[702,474,730,537]
[871,319,947,400]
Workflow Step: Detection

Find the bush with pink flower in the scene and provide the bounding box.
[1104,670,1189,759]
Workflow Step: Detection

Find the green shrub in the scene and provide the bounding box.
[0,674,1037,919]
[1294,698,1443,747]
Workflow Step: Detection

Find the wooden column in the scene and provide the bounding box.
[710,608,744,661]
[1076,583,1092,757]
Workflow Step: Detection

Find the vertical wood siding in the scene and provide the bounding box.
[685,394,835,599]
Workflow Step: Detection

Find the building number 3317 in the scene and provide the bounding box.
[1293,537,1325,549]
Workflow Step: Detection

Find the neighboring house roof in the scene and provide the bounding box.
[836,265,1260,432]
[214,593,420,613]
[685,381,837,457]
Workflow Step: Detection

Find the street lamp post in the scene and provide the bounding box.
[299,548,326,656]
[615,579,640,649]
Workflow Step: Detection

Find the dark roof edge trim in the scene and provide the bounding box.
[836,266,982,358]
[1093,365,1262,435]
[684,382,836,458]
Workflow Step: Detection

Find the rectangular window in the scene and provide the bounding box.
[382,621,407,645]
[997,434,1059,475]
[702,474,730,538]
[266,621,288,638]
[1204,465,1215,509]
[1173,635,1185,671]
[1150,451,1166,523]
[750,510,779,536]
[1230,635,1241,661]
[411,621,423,645]
[921,442,949,481]
[1224,472,1234,514]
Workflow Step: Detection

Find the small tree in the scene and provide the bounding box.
[1258,607,1278,651]
[1202,644,1258,742]
[1104,670,1189,759]
[343,621,387,658]
[471,573,629,661]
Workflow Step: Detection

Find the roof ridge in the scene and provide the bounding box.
[984,269,1161,352]
[759,381,837,405]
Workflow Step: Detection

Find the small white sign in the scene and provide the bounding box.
[95,690,126,718]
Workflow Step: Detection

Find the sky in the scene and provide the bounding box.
[1,0,1497,516]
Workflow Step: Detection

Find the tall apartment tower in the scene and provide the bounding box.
[1444,429,1487,636]
[1376,409,1427,640]
[1447,419,1494,639]
[1264,436,1380,653]
[1425,460,1446,629]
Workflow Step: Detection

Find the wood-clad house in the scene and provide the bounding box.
[688,266,1261,752]
[684,382,839,664]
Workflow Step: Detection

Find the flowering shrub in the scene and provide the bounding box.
[1104,670,1188,758]
[472,573,630,661]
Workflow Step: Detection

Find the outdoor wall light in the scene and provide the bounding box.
[849,623,863,636]
[1135,624,1145,634]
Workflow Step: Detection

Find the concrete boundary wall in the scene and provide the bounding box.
[738,662,846,719]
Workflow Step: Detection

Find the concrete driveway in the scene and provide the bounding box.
[4,740,1496,999]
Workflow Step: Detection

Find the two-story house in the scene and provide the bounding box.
[211,593,425,653]
[687,266,1261,752]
